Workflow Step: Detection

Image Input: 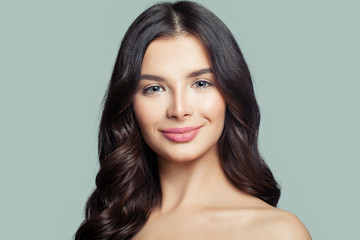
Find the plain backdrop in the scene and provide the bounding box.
[1,0,359,239]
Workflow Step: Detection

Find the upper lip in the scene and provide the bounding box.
[160,125,203,134]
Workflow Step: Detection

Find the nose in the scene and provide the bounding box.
[166,88,193,120]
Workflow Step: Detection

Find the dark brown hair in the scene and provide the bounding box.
[75,1,280,240]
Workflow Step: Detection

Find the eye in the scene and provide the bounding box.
[143,85,165,95]
[193,80,213,88]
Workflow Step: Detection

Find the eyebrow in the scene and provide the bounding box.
[139,74,165,81]
[187,68,213,78]
[139,68,213,81]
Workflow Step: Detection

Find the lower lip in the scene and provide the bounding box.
[161,128,201,143]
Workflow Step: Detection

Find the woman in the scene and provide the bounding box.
[75,1,311,239]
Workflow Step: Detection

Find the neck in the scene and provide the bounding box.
[156,146,240,213]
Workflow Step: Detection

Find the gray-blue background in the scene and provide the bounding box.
[1,0,359,239]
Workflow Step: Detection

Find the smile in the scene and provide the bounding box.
[160,126,203,143]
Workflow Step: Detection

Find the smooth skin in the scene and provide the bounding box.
[132,35,311,240]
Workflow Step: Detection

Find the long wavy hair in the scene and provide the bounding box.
[75,1,280,240]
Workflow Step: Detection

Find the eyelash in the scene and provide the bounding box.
[142,85,165,95]
[142,80,214,95]
[193,80,213,88]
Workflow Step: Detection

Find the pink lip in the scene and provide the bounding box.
[160,126,202,143]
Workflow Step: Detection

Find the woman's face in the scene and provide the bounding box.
[133,35,226,162]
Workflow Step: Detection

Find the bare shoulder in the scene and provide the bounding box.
[253,208,312,240]
[203,197,312,240]
[212,194,312,240]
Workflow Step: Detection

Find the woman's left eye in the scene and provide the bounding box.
[193,80,212,88]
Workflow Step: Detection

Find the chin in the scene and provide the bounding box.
[156,152,199,163]
[156,146,218,164]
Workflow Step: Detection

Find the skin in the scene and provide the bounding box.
[132,35,311,240]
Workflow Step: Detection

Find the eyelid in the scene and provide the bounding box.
[192,79,215,88]
[142,84,165,95]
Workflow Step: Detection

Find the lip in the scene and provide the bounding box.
[160,126,203,143]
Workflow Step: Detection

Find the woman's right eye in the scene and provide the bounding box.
[143,85,164,95]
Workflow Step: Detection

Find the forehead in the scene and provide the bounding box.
[141,35,212,76]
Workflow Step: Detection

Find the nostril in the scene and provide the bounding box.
[166,103,193,120]
[166,90,194,120]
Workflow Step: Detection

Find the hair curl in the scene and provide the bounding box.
[75,1,280,240]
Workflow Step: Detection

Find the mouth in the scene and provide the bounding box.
[160,126,203,143]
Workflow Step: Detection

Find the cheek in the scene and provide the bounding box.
[200,92,226,122]
[133,97,164,134]
[133,99,151,132]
